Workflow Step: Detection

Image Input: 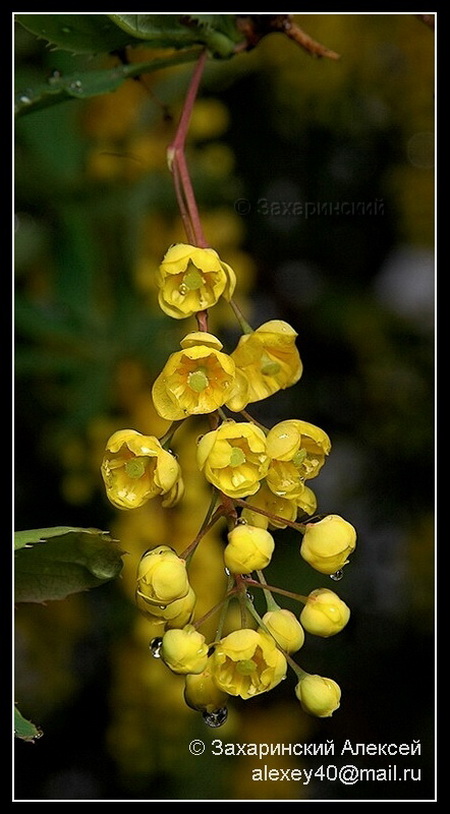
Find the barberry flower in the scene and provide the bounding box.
[136,545,190,607]
[184,661,228,713]
[101,429,182,510]
[224,523,275,573]
[156,243,236,319]
[151,332,236,421]
[300,515,357,575]
[295,674,341,718]
[300,588,350,637]
[265,419,331,499]
[211,628,287,699]
[260,608,305,654]
[160,625,209,675]
[136,585,197,629]
[196,421,270,498]
[240,482,298,530]
[230,320,303,404]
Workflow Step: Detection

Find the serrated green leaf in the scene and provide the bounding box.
[108,14,243,57]
[15,51,201,119]
[14,706,43,742]
[15,13,142,55]
[14,528,125,602]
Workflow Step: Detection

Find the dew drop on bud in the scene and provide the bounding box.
[149,637,163,658]
[202,707,228,728]
[246,591,254,602]
[330,570,344,581]
[224,566,231,576]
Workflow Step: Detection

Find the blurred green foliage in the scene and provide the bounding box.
[14,14,434,802]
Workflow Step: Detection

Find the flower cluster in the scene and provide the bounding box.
[101,242,357,726]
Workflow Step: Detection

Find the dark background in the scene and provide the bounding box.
[14,14,435,801]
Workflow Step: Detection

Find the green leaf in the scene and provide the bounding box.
[15,13,143,54]
[108,14,244,57]
[14,527,125,603]
[15,51,201,119]
[14,706,43,742]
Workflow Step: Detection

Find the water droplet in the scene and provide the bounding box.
[224,566,231,576]
[62,26,72,33]
[47,69,62,84]
[236,517,247,525]
[149,637,163,658]
[246,591,254,602]
[178,284,188,295]
[69,80,83,94]
[330,570,344,581]
[202,707,228,728]
[19,95,31,105]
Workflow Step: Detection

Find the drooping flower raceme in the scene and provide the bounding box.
[295,674,341,718]
[211,628,287,699]
[300,588,350,637]
[300,515,357,575]
[265,419,331,500]
[230,320,303,404]
[152,332,236,421]
[101,429,183,510]
[156,243,236,319]
[196,421,270,498]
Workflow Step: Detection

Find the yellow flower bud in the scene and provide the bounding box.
[197,421,270,499]
[295,674,341,718]
[160,625,209,675]
[300,515,357,575]
[260,609,305,653]
[265,419,331,500]
[151,333,236,421]
[230,320,303,404]
[211,628,287,699]
[136,585,197,628]
[184,662,228,713]
[224,523,275,573]
[136,545,190,607]
[300,588,350,637]
[241,482,298,530]
[101,429,182,510]
[156,243,236,319]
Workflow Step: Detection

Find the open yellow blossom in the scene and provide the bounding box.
[265,419,331,499]
[160,625,209,675]
[197,421,270,498]
[300,515,357,575]
[295,674,341,718]
[230,320,303,404]
[300,588,350,637]
[260,609,305,653]
[156,243,236,319]
[211,628,287,699]
[224,523,275,573]
[101,429,182,510]
[152,332,236,421]
[135,545,190,608]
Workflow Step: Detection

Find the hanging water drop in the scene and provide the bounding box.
[246,591,254,602]
[149,637,163,658]
[330,570,344,581]
[69,80,83,94]
[202,707,228,728]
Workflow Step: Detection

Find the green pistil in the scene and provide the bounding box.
[229,447,246,467]
[292,449,307,468]
[260,355,281,376]
[183,264,204,291]
[236,659,257,675]
[188,368,209,393]
[125,457,147,479]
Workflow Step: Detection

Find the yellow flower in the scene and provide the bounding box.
[295,674,341,718]
[260,609,305,654]
[160,625,209,675]
[156,243,236,319]
[101,429,182,510]
[240,482,298,530]
[196,421,270,498]
[224,523,275,574]
[136,585,197,629]
[230,320,303,404]
[300,588,350,637]
[151,332,236,421]
[300,515,357,575]
[211,628,287,699]
[265,419,331,499]
[135,545,190,608]
[184,662,228,713]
